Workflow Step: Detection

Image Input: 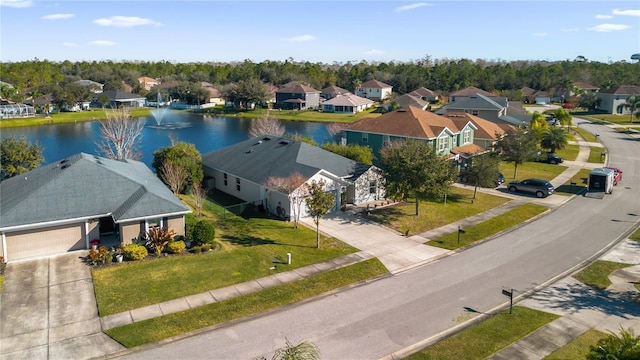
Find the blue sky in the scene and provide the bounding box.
[1,0,639,64]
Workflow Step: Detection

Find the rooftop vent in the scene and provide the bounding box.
[279,141,289,145]
[262,137,271,141]
[245,149,253,154]
[60,164,69,170]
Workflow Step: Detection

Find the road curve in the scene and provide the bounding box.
[120,118,640,360]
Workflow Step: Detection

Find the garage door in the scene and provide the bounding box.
[6,224,85,262]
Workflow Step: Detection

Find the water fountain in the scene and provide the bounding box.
[146,92,192,130]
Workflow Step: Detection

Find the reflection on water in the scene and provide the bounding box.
[0,112,332,167]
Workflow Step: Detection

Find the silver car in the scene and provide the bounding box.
[508,178,555,198]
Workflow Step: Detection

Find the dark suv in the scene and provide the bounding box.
[538,153,563,165]
[508,178,555,198]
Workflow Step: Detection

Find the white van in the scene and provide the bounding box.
[588,168,614,195]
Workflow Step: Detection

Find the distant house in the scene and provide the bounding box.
[322,93,374,114]
[24,93,55,114]
[321,85,351,100]
[101,90,146,108]
[408,87,439,103]
[344,106,482,164]
[0,153,190,262]
[436,93,531,127]
[395,93,429,110]
[275,84,321,110]
[201,137,385,219]
[356,80,393,101]
[521,87,550,104]
[596,85,640,115]
[73,79,104,93]
[200,82,225,106]
[138,76,160,91]
[449,86,496,102]
[551,82,600,103]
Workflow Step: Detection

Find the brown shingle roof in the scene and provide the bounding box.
[409,87,437,97]
[450,86,496,97]
[573,82,599,90]
[444,112,515,140]
[361,79,392,89]
[599,85,640,95]
[277,84,320,94]
[347,106,471,139]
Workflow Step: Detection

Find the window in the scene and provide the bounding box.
[463,130,471,144]
[362,133,368,143]
[382,135,390,146]
[438,136,448,152]
[148,218,160,228]
[369,180,377,194]
[223,173,228,186]
[236,177,241,191]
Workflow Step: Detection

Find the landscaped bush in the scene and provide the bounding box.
[166,240,186,254]
[191,245,202,253]
[122,243,148,261]
[190,220,215,246]
[185,213,197,238]
[88,246,113,265]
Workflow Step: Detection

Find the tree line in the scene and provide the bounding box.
[2,57,639,102]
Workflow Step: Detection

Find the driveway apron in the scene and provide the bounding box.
[0,252,123,359]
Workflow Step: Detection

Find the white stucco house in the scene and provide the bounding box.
[322,93,374,114]
[356,80,393,102]
[596,85,640,115]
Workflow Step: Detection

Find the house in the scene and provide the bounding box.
[201,82,225,106]
[73,79,104,93]
[356,80,393,101]
[395,93,429,110]
[321,93,374,114]
[408,87,439,103]
[138,76,161,91]
[436,93,531,127]
[521,87,550,104]
[275,84,321,110]
[344,106,482,164]
[449,86,496,102]
[551,82,600,103]
[0,153,191,262]
[24,93,55,114]
[596,85,640,115]
[321,85,351,100]
[443,112,516,151]
[101,90,147,108]
[201,137,385,219]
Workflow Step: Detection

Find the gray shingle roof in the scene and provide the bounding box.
[201,137,372,185]
[443,93,505,111]
[102,90,146,101]
[322,93,374,107]
[0,153,190,230]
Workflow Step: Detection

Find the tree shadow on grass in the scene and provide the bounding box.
[221,234,277,247]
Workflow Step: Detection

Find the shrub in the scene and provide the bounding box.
[190,220,215,246]
[123,243,148,261]
[201,243,211,252]
[191,245,202,253]
[146,227,176,256]
[166,240,186,254]
[88,246,113,265]
[185,213,197,237]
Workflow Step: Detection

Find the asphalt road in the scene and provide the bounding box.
[121,118,640,360]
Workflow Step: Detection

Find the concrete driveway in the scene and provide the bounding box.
[0,252,123,359]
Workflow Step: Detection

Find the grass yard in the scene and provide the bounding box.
[105,258,388,347]
[499,161,567,182]
[588,147,606,163]
[369,187,510,235]
[427,203,548,250]
[544,329,607,360]
[555,168,590,195]
[231,107,380,123]
[554,144,579,161]
[630,227,640,241]
[405,307,558,360]
[0,108,151,128]
[573,126,599,143]
[0,275,3,294]
[572,260,631,290]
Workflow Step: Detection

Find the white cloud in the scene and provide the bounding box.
[285,35,316,42]
[365,49,383,55]
[588,23,631,32]
[595,14,613,19]
[0,0,32,8]
[93,16,160,27]
[63,42,78,47]
[42,14,74,20]
[561,28,580,32]
[89,40,117,46]
[612,9,640,17]
[533,32,548,37]
[395,2,430,12]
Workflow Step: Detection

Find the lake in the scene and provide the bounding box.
[0,110,333,167]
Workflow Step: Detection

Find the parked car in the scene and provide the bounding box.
[603,166,622,185]
[538,153,564,165]
[562,103,574,109]
[459,170,505,187]
[508,178,555,198]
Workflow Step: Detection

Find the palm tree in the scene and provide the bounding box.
[623,95,640,124]
[540,127,568,153]
[587,327,640,360]
[271,339,320,360]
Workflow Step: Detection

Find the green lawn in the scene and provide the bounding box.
[105,258,388,347]
[554,144,579,161]
[545,329,607,360]
[427,203,548,250]
[221,107,380,124]
[555,168,590,195]
[630,227,640,241]
[573,126,599,143]
[500,161,567,181]
[0,108,151,128]
[578,112,638,125]
[573,260,631,290]
[588,147,606,163]
[369,187,511,235]
[405,307,559,360]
